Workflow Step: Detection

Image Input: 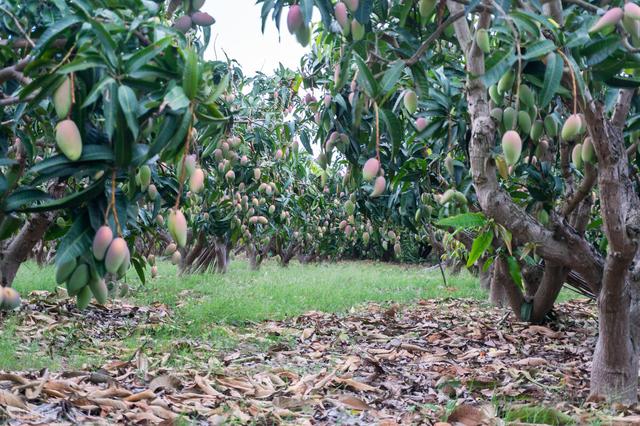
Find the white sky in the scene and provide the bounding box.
[202,0,316,75]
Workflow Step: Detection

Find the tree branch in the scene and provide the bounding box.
[611,88,635,129]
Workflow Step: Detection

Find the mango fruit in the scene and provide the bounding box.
[490,108,503,122]
[544,115,558,137]
[502,130,522,166]
[475,29,490,53]
[334,1,350,35]
[589,7,623,34]
[344,0,359,12]
[561,114,581,141]
[67,263,89,296]
[56,257,77,284]
[191,11,215,27]
[225,170,235,182]
[295,25,311,47]
[582,137,596,163]
[171,251,182,265]
[352,20,365,41]
[530,120,544,142]
[151,265,158,278]
[92,226,114,261]
[415,117,428,132]
[89,277,108,305]
[254,168,262,181]
[370,176,386,198]
[55,119,82,161]
[76,285,92,310]
[168,209,188,248]
[1,287,21,310]
[105,237,129,274]
[138,165,152,190]
[502,107,517,130]
[625,3,640,20]
[572,143,583,168]
[147,184,158,200]
[489,85,502,106]
[53,77,72,120]
[497,70,515,94]
[403,90,418,114]
[519,84,535,108]
[517,110,532,134]
[445,155,455,177]
[190,167,205,193]
[164,243,177,256]
[362,158,380,181]
[174,15,192,33]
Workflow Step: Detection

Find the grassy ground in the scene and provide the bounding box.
[4,259,584,373]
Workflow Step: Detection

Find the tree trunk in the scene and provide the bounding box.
[0,213,52,287]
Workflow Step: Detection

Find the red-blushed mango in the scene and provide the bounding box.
[92,226,113,261]
[258,216,269,225]
[156,214,165,226]
[352,20,365,40]
[148,254,156,266]
[151,265,158,278]
[55,119,82,161]
[189,167,205,193]
[362,231,370,244]
[1,287,21,310]
[344,0,358,12]
[240,155,248,166]
[415,117,428,132]
[67,263,89,296]
[324,94,332,108]
[334,1,350,35]
[171,251,182,265]
[403,90,418,114]
[362,157,380,181]
[502,130,522,166]
[254,168,261,181]
[105,237,129,274]
[572,143,583,168]
[164,243,177,256]
[168,209,187,248]
[287,5,304,34]
[76,285,92,310]
[475,28,490,53]
[89,277,108,305]
[419,0,437,18]
[53,77,72,120]
[582,137,596,163]
[225,170,236,182]
[275,149,284,160]
[625,3,640,20]
[191,11,215,26]
[56,257,77,284]
[561,114,582,141]
[589,7,623,34]
[370,176,386,198]
[394,242,401,256]
[174,15,192,32]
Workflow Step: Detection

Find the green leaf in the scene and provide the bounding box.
[118,85,139,139]
[522,39,555,60]
[353,0,373,24]
[28,145,113,175]
[582,36,620,67]
[55,213,92,267]
[164,86,190,111]
[481,47,516,87]
[57,58,106,74]
[378,108,402,157]
[380,61,405,96]
[82,76,115,108]
[353,54,379,98]
[125,36,172,73]
[16,178,105,213]
[3,189,52,212]
[539,52,562,108]
[34,15,82,55]
[436,212,487,229]
[88,18,118,68]
[507,256,523,288]
[467,231,494,267]
[210,73,230,103]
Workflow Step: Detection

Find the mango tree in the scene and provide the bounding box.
[0,0,223,307]
[260,0,640,403]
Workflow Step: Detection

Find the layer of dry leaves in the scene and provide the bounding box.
[1,291,640,425]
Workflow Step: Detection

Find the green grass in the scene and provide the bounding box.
[14,260,484,328]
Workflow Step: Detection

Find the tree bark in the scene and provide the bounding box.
[0,213,52,287]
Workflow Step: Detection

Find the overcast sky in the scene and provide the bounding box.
[202,0,316,75]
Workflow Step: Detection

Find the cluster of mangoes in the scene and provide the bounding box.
[173,0,215,33]
[53,76,83,161]
[362,158,386,198]
[0,287,21,311]
[333,1,365,41]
